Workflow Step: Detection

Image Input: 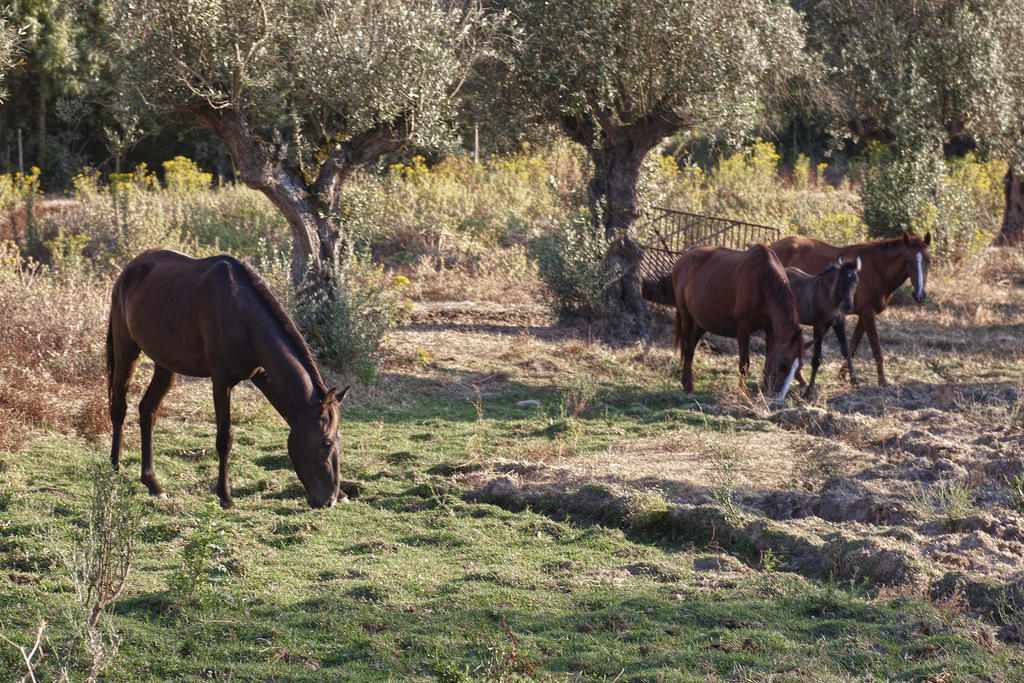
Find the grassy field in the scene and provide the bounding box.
[3,243,1024,680]
[1,148,1022,680]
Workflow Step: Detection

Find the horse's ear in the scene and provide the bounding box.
[855,256,862,272]
[835,256,844,268]
[321,388,337,414]
[902,231,911,246]
[924,231,932,246]
[321,386,350,413]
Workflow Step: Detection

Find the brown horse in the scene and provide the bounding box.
[107,249,348,509]
[672,244,803,406]
[771,232,931,387]
[785,257,860,396]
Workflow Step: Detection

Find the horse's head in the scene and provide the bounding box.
[766,327,803,407]
[288,386,349,508]
[903,231,932,303]
[835,256,860,314]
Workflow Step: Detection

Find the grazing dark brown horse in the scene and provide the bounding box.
[672,244,803,406]
[107,249,348,509]
[771,232,931,387]
[785,257,860,396]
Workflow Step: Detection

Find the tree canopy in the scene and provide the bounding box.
[108,0,494,284]
[483,0,807,331]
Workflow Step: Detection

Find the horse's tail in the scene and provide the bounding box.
[673,305,682,351]
[641,273,675,306]
[105,314,115,402]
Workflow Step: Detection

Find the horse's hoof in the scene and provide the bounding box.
[220,499,235,510]
[156,492,168,500]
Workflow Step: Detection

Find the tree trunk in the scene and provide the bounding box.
[193,107,408,292]
[193,108,337,288]
[600,141,651,337]
[996,165,1024,246]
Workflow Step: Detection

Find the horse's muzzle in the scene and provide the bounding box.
[913,291,926,303]
[308,492,339,509]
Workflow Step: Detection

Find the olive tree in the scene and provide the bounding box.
[491,0,806,334]
[0,14,25,102]
[108,0,491,289]
[794,0,1024,244]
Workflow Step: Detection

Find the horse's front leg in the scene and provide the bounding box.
[139,365,176,498]
[805,327,824,397]
[212,381,236,509]
[736,327,751,392]
[833,318,858,387]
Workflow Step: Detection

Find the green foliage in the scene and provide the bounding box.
[0,13,24,101]
[293,258,411,383]
[168,511,233,608]
[0,167,42,249]
[53,160,289,273]
[529,212,619,319]
[108,0,485,160]
[52,465,141,680]
[499,0,805,136]
[861,143,944,240]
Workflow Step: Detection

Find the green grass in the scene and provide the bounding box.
[1,376,1021,681]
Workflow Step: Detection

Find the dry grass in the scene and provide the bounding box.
[0,244,110,450]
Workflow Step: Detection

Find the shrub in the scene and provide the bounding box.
[293,257,412,383]
[861,144,944,240]
[529,211,620,319]
[52,465,141,681]
[168,510,233,608]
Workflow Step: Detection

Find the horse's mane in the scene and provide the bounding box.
[231,258,328,394]
[868,234,926,251]
[752,244,799,321]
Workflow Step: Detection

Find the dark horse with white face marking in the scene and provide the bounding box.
[672,244,803,407]
[785,257,860,396]
[772,232,932,387]
[107,249,348,509]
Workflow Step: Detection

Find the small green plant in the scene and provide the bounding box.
[559,375,601,419]
[906,480,977,526]
[168,511,233,607]
[481,618,544,682]
[624,490,671,533]
[1005,464,1024,513]
[52,465,141,682]
[759,548,781,573]
[697,412,742,519]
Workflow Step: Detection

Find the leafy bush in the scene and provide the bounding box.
[168,510,233,608]
[529,211,620,319]
[861,144,944,240]
[293,257,411,383]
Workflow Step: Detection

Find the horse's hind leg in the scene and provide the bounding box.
[108,334,140,471]
[676,308,702,393]
[138,365,175,498]
[212,380,236,509]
